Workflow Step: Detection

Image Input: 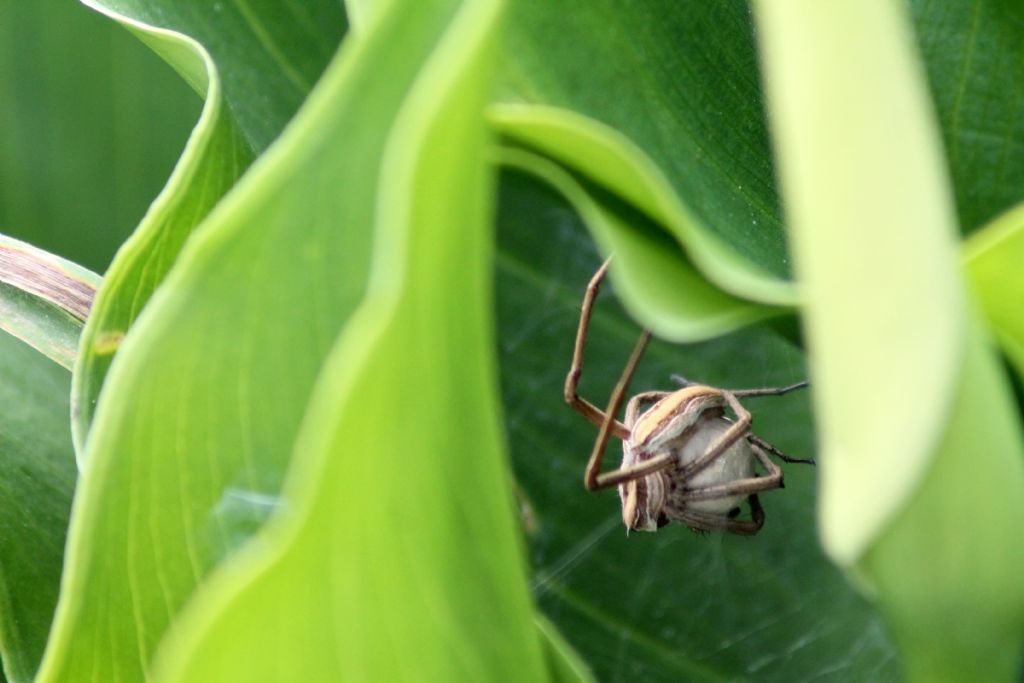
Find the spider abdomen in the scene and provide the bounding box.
[665,415,755,515]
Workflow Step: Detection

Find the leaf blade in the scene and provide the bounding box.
[0,333,76,682]
[151,2,553,680]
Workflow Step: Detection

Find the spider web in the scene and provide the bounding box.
[495,172,899,682]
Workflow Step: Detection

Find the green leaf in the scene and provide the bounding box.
[495,170,897,681]
[0,332,77,682]
[494,1,1024,340]
[145,2,549,680]
[498,1,789,286]
[860,322,1024,681]
[344,0,375,30]
[496,148,774,343]
[69,6,252,457]
[7,0,1022,680]
[754,0,965,566]
[492,106,796,307]
[911,0,1024,235]
[33,2,421,680]
[755,1,1024,679]
[964,203,1024,377]
[0,234,100,370]
[71,0,344,456]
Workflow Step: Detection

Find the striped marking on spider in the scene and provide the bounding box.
[564,259,814,535]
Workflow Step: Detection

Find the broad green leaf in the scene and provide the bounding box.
[0,332,77,682]
[493,1,1024,342]
[498,1,789,285]
[860,322,1024,681]
[33,2,426,680]
[911,0,1024,235]
[71,0,345,456]
[0,234,100,370]
[756,1,1024,679]
[965,203,1024,377]
[495,170,897,681]
[492,106,797,307]
[0,0,198,271]
[754,0,964,565]
[496,149,774,342]
[149,1,550,680]
[70,4,253,457]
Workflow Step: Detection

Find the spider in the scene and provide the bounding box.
[564,259,814,535]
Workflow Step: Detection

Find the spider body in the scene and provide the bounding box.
[565,259,813,536]
[621,391,755,531]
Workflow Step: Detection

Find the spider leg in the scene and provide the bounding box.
[675,496,765,536]
[747,433,815,465]
[585,331,668,491]
[676,447,782,535]
[579,390,677,491]
[680,443,784,502]
[730,380,809,398]
[671,374,809,398]
[679,391,752,479]
[564,258,630,439]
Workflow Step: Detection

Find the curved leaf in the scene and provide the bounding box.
[70,5,252,457]
[498,1,789,285]
[149,7,555,679]
[756,0,1024,679]
[860,323,1024,681]
[492,106,797,306]
[91,0,346,150]
[34,2,412,680]
[0,333,76,682]
[0,234,99,370]
[496,149,774,342]
[965,203,1024,377]
[71,0,345,456]
[754,0,964,566]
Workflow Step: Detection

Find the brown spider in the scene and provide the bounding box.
[564,259,814,535]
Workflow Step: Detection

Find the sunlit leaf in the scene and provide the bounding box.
[34,0,386,678]
[754,0,964,566]
[149,2,551,680]
[964,203,1024,377]
[756,1,1024,679]
[71,0,344,456]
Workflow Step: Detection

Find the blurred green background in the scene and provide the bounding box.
[0,0,199,272]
